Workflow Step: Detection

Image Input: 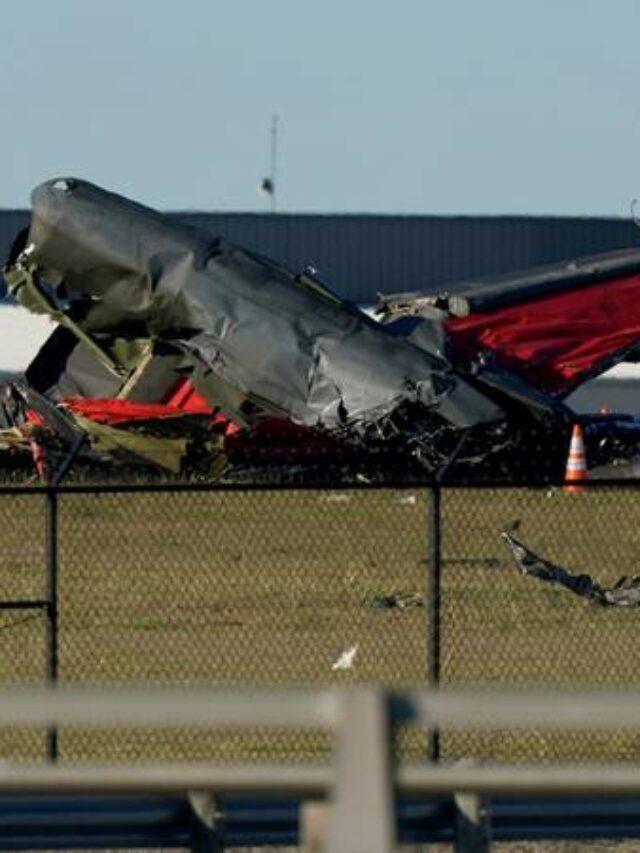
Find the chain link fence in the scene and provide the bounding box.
[0,492,47,759]
[439,485,640,763]
[1,482,640,765]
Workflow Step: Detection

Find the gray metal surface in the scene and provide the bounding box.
[3,684,640,732]
[9,178,504,438]
[0,685,339,729]
[328,688,394,853]
[7,761,640,798]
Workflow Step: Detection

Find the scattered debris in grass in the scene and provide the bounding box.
[362,591,424,609]
[331,643,359,670]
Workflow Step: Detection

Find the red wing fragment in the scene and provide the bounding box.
[447,272,640,395]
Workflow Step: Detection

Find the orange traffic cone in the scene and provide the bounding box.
[564,424,588,493]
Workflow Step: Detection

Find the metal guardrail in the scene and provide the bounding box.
[2,686,640,851]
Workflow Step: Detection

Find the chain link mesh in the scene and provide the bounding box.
[439,485,640,762]
[1,483,640,768]
[56,487,428,762]
[0,493,47,759]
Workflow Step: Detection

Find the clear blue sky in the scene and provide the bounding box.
[2,0,639,216]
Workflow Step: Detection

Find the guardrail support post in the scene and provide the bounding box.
[453,759,491,852]
[454,793,491,852]
[327,687,395,853]
[301,801,328,853]
[188,791,223,852]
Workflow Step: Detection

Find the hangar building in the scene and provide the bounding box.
[0,208,637,302]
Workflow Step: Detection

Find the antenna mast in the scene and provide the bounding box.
[270,114,278,213]
[258,115,279,212]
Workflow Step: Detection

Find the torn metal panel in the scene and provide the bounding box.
[25,326,190,405]
[471,364,571,422]
[6,178,503,438]
[72,414,188,474]
[502,528,640,607]
[0,381,228,480]
[26,327,125,399]
[375,291,460,322]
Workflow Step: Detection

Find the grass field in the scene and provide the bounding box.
[1,483,640,765]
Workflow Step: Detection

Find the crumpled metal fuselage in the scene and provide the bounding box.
[14,178,640,483]
[4,178,503,448]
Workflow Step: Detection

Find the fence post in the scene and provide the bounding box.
[427,484,442,761]
[45,486,59,761]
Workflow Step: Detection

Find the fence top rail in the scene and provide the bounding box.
[0,478,637,496]
[2,685,640,731]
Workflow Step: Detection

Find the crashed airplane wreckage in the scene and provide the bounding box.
[2,177,640,482]
[502,527,640,607]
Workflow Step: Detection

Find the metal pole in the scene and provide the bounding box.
[427,485,442,761]
[327,689,395,853]
[270,114,278,213]
[44,487,59,761]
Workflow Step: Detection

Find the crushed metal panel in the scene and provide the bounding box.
[5,178,504,437]
[72,414,188,473]
[502,528,640,607]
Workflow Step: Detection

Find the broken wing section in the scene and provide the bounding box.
[377,250,640,399]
